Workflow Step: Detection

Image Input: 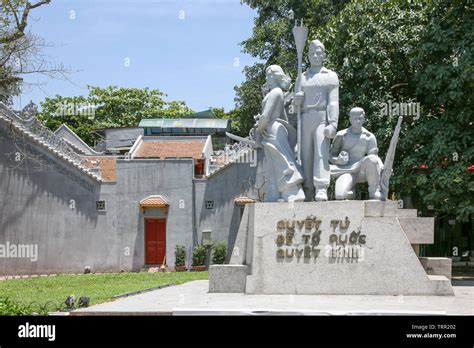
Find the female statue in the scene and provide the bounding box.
[255,65,305,202]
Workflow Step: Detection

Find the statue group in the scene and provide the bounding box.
[239,35,401,203]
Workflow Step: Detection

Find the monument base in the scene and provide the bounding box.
[209,265,247,293]
[419,257,452,280]
[210,200,453,296]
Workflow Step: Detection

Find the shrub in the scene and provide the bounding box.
[0,298,34,315]
[192,245,208,266]
[175,245,187,267]
[212,242,227,264]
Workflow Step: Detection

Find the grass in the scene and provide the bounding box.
[0,271,208,314]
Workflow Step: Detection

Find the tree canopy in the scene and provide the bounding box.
[38,86,194,145]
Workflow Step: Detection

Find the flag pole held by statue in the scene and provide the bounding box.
[292,19,308,166]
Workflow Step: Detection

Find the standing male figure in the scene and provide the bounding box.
[293,39,339,201]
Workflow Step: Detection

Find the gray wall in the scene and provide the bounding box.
[0,125,117,275]
[0,124,195,274]
[193,150,271,262]
[114,159,195,269]
[0,121,275,274]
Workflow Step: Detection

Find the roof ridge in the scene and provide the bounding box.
[61,136,88,154]
[55,123,104,155]
[0,108,102,183]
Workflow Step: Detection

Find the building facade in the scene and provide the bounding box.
[0,104,261,275]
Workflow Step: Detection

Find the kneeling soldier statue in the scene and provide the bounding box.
[329,107,383,200]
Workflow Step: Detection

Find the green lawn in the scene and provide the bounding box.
[0,271,208,314]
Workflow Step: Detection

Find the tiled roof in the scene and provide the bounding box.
[83,157,117,182]
[133,139,206,159]
[140,195,170,207]
[234,196,257,205]
[138,118,229,129]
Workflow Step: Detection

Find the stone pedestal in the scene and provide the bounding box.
[419,257,452,280]
[209,265,247,293]
[210,200,453,296]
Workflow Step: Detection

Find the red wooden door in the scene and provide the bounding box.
[195,159,205,176]
[145,219,166,264]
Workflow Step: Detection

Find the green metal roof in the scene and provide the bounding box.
[139,118,229,129]
[182,109,217,119]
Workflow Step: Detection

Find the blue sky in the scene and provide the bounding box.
[15,0,259,112]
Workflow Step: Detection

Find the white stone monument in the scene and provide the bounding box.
[330,107,383,200]
[256,65,305,202]
[210,200,453,295]
[293,38,340,202]
[217,21,453,296]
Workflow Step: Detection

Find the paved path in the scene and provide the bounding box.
[71,280,474,316]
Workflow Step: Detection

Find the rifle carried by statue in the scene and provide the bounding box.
[380,116,403,200]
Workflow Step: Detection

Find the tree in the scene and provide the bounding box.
[0,0,64,102]
[393,0,474,222]
[38,86,194,145]
[235,0,350,134]
[211,107,245,136]
[237,0,473,220]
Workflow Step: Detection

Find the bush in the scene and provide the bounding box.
[212,242,227,264]
[0,298,34,315]
[175,245,187,267]
[192,245,208,266]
